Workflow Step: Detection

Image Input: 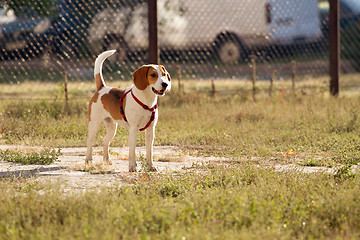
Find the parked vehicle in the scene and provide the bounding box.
[0,5,16,25]
[267,0,322,46]
[89,0,322,63]
[318,0,360,70]
[0,0,322,63]
[342,21,360,70]
[0,4,50,59]
[319,0,360,38]
[0,0,108,60]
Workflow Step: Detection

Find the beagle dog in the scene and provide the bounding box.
[86,50,171,172]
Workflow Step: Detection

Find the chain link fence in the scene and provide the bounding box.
[0,0,359,93]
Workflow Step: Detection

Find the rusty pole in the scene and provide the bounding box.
[251,55,256,102]
[291,61,296,95]
[62,71,69,113]
[269,69,275,97]
[148,0,159,64]
[329,0,340,96]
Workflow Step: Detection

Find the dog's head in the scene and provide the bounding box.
[132,65,171,95]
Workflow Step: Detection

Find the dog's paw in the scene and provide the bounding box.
[103,159,113,165]
[129,164,137,172]
[148,166,158,172]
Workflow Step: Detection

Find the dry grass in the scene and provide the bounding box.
[69,162,115,174]
[1,74,360,166]
[1,74,360,239]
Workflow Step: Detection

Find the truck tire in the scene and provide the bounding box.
[215,34,245,63]
[218,40,242,63]
[214,32,247,63]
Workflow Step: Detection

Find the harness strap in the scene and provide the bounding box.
[119,89,131,122]
[139,111,156,131]
[119,88,158,131]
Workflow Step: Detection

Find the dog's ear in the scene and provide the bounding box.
[167,72,171,82]
[159,65,171,82]
[133,66,150,90]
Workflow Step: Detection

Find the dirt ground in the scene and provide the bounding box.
[1,145,358,192]
[0,145,213,191]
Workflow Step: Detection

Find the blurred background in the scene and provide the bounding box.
[0,0,359,90]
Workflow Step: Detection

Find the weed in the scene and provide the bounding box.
[0,148,61,165]
[299,157,326,167]
[334,164,356,182]
[76,163,114,174]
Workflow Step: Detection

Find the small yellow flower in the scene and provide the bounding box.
[287,149,295,155]
[282,149,295,156]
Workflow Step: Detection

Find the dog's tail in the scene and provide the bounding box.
[94,50,116,91]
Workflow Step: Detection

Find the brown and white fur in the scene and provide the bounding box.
[86,50,171,172]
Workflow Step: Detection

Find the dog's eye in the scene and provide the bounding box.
[151,74,157,78]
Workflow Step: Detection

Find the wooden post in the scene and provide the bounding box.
[148,0,159,64]
[251,55,256,102]
[269,70,275,97]
[211,79,216,97]
[291,60,296,95]
[176,65,181,94]
[329,0,340,96]
[63,71,69,113]
[63,71,68,103]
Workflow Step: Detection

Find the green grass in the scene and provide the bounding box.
[0,164,359,239]
[0,149,61,165]
[1,75,360,167]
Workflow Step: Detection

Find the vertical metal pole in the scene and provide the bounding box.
[329,0,340,96]
[269,70,275,98]
[291,60,296,95]
[251,55,256,102]
[63,71,68,103]
[211,79,216,97]
[148,0,159,64]
[63,71,69,113]
[177,65,182,94]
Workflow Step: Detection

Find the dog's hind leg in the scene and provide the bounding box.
[103,117,117,164]
[86,119,102,164]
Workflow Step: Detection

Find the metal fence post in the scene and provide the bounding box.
[251,55,256,102]
[176,65,182,94]
[269,69,275,98]
[329,0,340,96]
[291,60,296,95]
[62,71,69,113]
[148,0,159,64]
[211,79,216,97]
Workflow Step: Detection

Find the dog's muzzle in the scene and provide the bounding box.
[152,83,169,95]
[152,87,165,95]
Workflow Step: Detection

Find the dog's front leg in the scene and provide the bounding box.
[145,126,157,172]
[128,127,138,172]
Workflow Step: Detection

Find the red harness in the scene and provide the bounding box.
[120,89,158,131]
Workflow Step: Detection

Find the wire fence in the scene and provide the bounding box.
[0,0,359,95]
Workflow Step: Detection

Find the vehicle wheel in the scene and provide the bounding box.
[103,34,128,64]
[217,39,243,63]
